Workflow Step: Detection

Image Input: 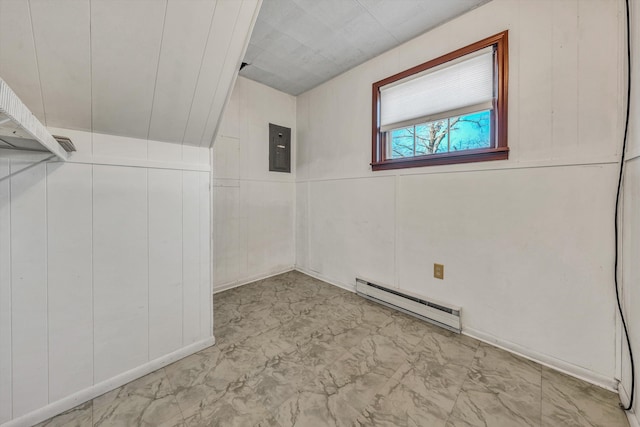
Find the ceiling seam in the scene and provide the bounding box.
[353,0,400,43]
[145,0,169,143]
[27,0,48,126]
[197,1,244,147]
[180,0,219,147]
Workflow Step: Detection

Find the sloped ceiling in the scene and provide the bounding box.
[0,0,261,147]
[240,0,491,95]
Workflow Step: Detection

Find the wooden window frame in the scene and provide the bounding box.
[371,31,509,171]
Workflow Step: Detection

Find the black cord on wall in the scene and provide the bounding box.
[615,0,634,412]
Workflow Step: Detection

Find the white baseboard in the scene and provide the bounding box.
[291,268,619,394]
[463,327,618,392]
[293,266,356,293]
[1,337,215,427]
[212,267,295,294]
[619,383,639,427]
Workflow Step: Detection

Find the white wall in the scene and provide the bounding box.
[212,77,296,292]
[296,0,623,388]
[0,130,212,426]
[621,0,640,423]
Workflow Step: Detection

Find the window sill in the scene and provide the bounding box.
[371,146,509,171]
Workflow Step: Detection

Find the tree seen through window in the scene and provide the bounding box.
[389,110,491,159]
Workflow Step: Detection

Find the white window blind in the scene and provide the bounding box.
[380,47,494,132]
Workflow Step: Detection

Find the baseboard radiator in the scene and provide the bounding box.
[355,278,461,333]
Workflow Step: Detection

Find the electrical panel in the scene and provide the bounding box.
[269,123,291,173]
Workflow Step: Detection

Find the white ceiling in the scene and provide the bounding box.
[240,0,491,95]
[0,0,261,147]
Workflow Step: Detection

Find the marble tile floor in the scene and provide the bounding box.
[37,271,629,427]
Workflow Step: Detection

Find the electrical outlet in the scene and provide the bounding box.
[434,263,444,280]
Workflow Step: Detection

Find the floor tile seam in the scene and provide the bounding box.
[443,362,485,426]
[541,368,622,407]
[471,347,545,396]
[92,375,180,426]
[164,349,266,419]
[353,365,414,422]
[160,367,188,426]
[254,365,319,420]
[399,358,473,406]
[173,374,246,422]
[216,318,292,349]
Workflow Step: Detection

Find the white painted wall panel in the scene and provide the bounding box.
[244,181,295,279]
[90,0,165,138]
[620,0,640,418]
[148,140,183,164]
[93,166,149,383]
[92,132,148,161]
[212,136,240,180]
[303,72,372,180]
[296,0,623,384]
[183,0,242,145]
[10,160,48,417]
[577,0,621,160]
[550,0,579,158]
[46,163,93,402]
[212,77,296,292]
[517,0,552,161]
[0,159,11,424]
[622,159,640,416]
[0,132,212,426]
[295,94,310,181]
[201,0,261,146]
[212,185,241,287]
[29,0,92,131]
[182,145,212,168]
[396,166,616,375]
[295,182,309,271]
[307,177,395,288]
[148,169,183,360]
[0,0,46,123]
[1,0,260,149]
[148,0,217,142]
[238,78,296,182]
[219,80,241,139]
[199,172,212,339]
[182,171,201,343]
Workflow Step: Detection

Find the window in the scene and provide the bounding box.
[371,31,508,170]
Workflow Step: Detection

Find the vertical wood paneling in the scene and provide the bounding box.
[90,0,166,138]
[295,182,309,271]
[93,165,149,383]
[578,0,620,157]
[10,159,48,417]
[201,0,261,146]
[517,0,553,161]
[199,172,211,339]
[0,0,46,123]
[147,0,217,142]
[182,171,200,344]
[148,169,183,359]
[183,0,242,145]
[46,163,93,401]
[550,0,579,157]
[212,185,241,288]
[29,0,92,131]
[0,159,12,424]
[0,137,212,425]
[244,181,295,279]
